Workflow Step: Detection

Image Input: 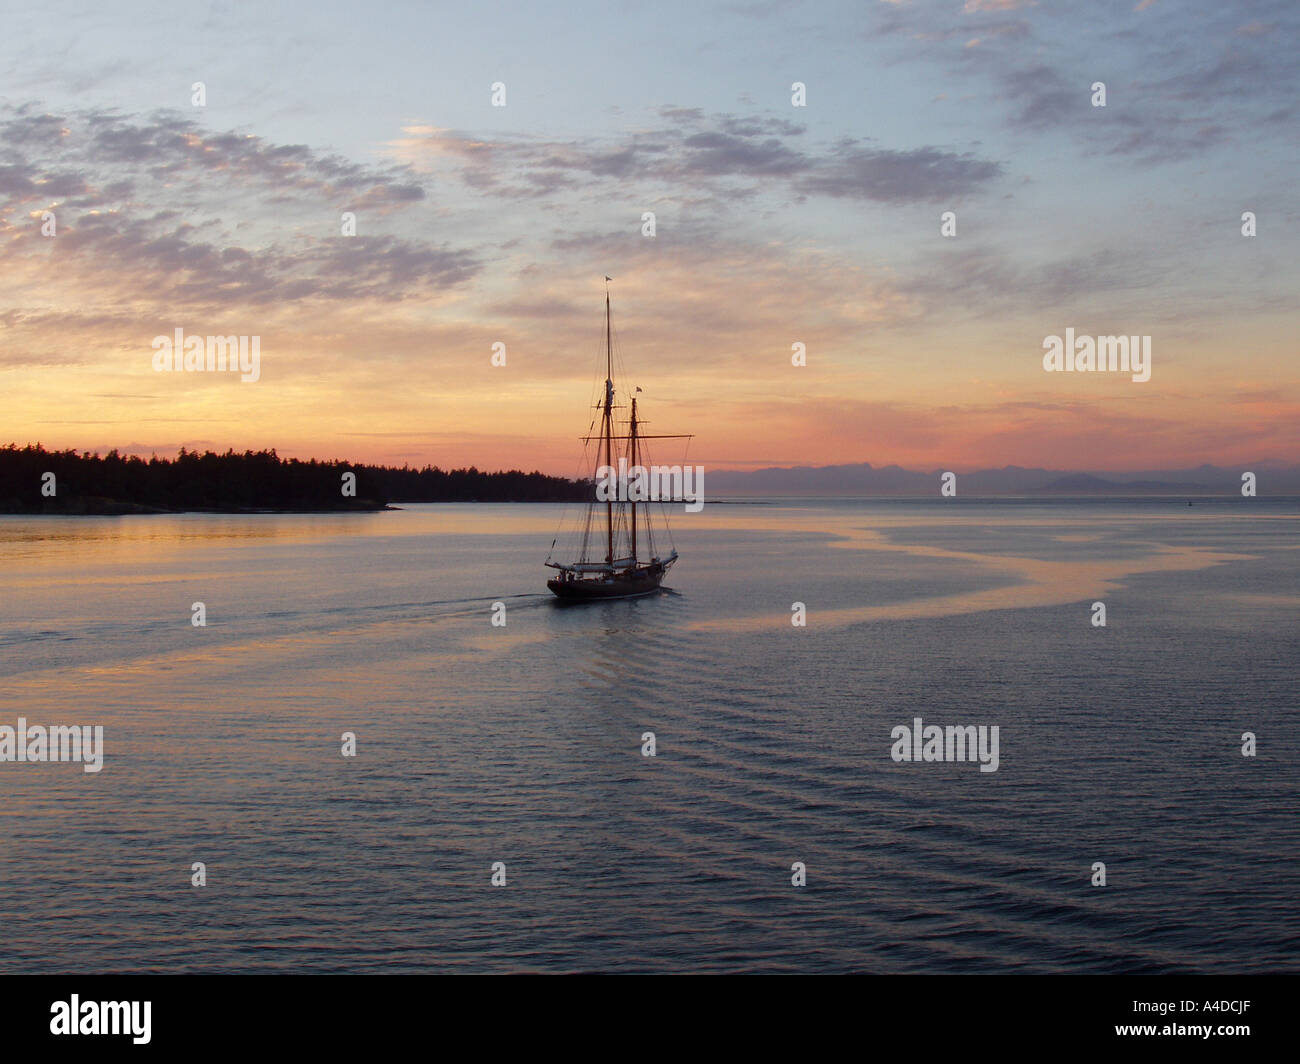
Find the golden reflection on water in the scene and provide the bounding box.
[686,510,1258,632]
[0,502,1283,644]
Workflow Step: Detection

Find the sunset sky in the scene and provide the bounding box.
[1,0,1296,475]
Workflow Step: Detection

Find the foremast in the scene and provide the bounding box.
[600,277,641,568]
[603,279,614,566]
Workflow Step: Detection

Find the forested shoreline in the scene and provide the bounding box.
[0,445,588,513]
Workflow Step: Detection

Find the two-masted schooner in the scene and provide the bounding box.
[545,281,689,601]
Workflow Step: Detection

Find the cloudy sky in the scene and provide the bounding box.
[1,0,1296,474]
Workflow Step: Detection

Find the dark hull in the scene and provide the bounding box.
[547,563,666,601]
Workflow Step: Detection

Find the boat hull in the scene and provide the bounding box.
[547,563,667,601]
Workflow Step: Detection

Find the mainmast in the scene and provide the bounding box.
[629,396,638,562]
[604,278,613,566]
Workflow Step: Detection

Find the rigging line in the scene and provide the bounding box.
[549,421,596,561]
[557,309,609,564]
[560,432,602,565]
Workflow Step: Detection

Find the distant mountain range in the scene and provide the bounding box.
[706,463,1300,496]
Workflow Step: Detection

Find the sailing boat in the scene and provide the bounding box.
[545,281,689,601]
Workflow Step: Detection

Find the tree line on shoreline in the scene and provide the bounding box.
[0,444,589,513]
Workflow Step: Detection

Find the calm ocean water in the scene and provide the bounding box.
[1,498,1297,973]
